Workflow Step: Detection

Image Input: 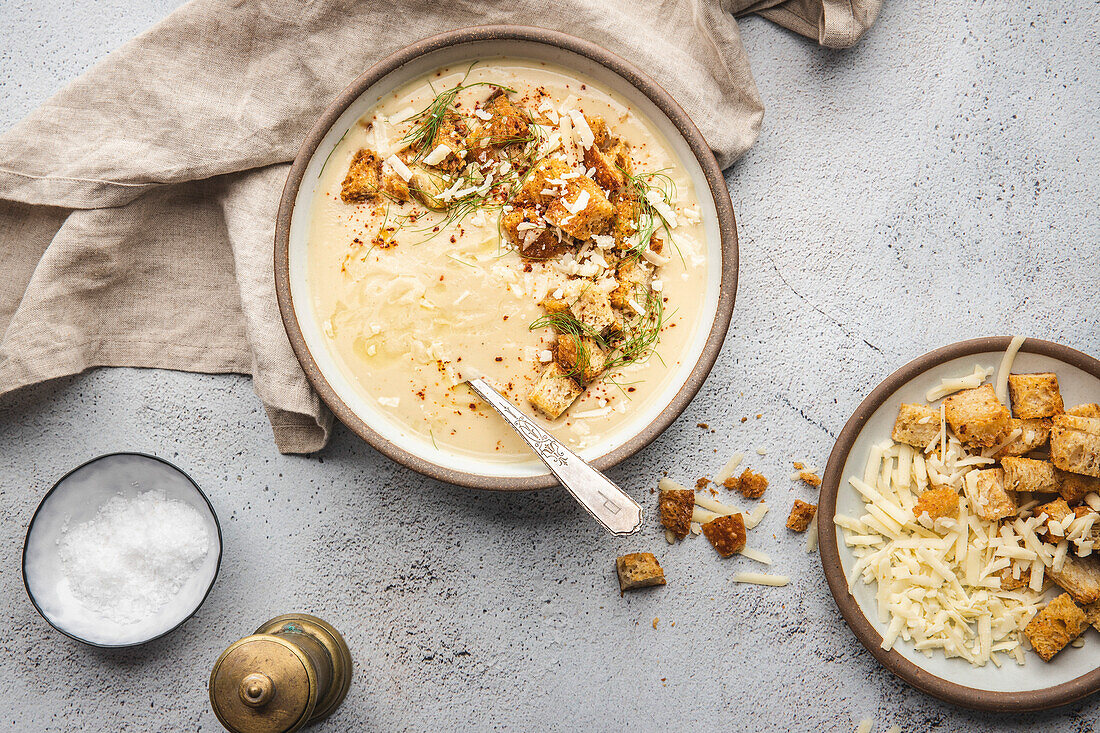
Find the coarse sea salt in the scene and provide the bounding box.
[57,490,211,626]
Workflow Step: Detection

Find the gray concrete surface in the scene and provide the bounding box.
[2,0,1098,730]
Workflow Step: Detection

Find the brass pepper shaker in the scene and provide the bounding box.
[209,614,352,733]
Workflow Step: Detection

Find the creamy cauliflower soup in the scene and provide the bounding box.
[307,59,709,462]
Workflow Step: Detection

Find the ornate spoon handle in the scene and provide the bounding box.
[467,378,643,535]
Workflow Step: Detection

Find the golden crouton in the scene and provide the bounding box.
[944,384,1011,447]
[1037,496,1073,523]
[480,91,530,144]
[609,258,651,310]
[994,418,1051,457]
[998,567,1030,590]
[500,207,569,260]
[610,196,641,249]
[585,114,611,150]
[1085,602,1100,633]
[913,487,959,521]
[569,287,622,339]
[616,553,666,593]
[418,111,468,171]
[1008,372,1065,419]
[538,293,570,315]
[555,335,607,384]
[528,362,583,419]
[1048,555,1100,605]
[1024,593,1086,662]
[1050,414,1100,478]
[964,467,1016,521]
[340,148,383,203]
[658,488,694,539]
[1002,456,1058,494]
[701,513,747,557]
[891,403,941,449]
[513,158,571,206]
[379,167,410,202]
[1068,403,1100,419]
[724,468,768,499]
[1057,468,1100,504]
[583,138,632,193]
[544,176,615,240]
[786,500,818,532]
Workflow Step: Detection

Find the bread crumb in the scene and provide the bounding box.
[724,468,768,498]
[792,462,805,470]
[695,477,710,490]
[652,617,659,629]
[701,514,747,557]
[786,500,817,532]
[697,422,709,429]
[799,471,822,488]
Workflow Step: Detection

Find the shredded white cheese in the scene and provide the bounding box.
[925,364,994,402]
[744,502,769,530]
[383,154,413,182]
[739,548,772,565]
[733,572,789,587]
[840,430,1047,667]
[995,335,1027,405]
[422,143,452,166]
[714,453,745,484]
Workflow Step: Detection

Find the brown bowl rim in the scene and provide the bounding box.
[274,25,738,490]
[818,335,1100,711]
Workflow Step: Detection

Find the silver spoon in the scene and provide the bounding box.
[466,377,643,535]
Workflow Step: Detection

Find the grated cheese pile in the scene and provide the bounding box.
[838,431,1047,667]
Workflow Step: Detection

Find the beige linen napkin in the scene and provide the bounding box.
[0,0,881,453]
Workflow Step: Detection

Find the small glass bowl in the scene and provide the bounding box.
[22,452,223,647]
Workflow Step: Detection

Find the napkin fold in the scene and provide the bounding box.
[0,0,881,453]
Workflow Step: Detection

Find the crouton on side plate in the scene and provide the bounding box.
[1085,602,1100,633]
[913,487,959,521]
[1024,593,1086,662]
[1068,403,1100,419]
[786,500,817,532]
[701,514,746,557]
[964,467,1016,521]
[943,384,1011,447]
[891,403,941,449]
[998,567,1030,591]
[616,553,666,594]
[995,418,1051,457]
[1001,457,1058,493]
[528,363,582,419]
[1048,554,1100,606]
[658,488,694,540]
[1008,372,1065,419]
[1058,468,1100,504]
[1050,415,1100,478]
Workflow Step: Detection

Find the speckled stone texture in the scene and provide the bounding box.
[2,1,1098,730]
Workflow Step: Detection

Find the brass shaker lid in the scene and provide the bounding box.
[209,635,317,733]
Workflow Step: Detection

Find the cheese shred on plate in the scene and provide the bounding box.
[837,359,1057,668]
